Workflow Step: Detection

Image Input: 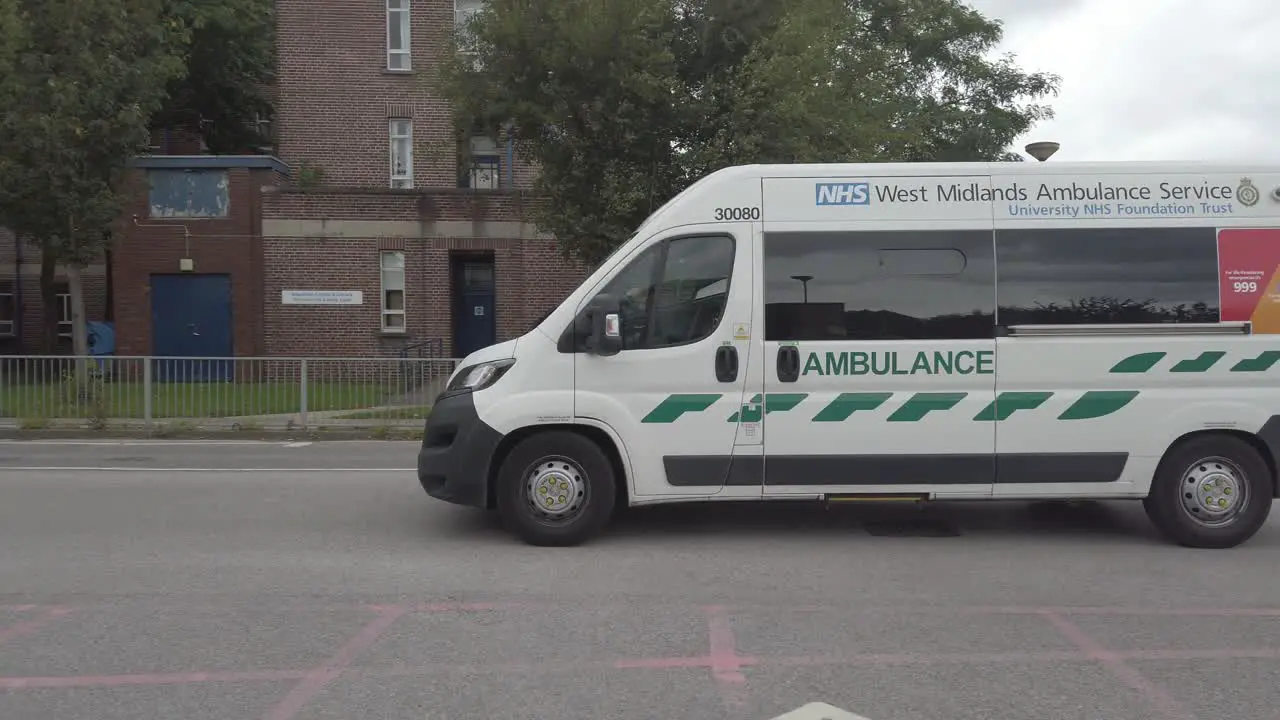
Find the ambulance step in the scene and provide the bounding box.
[823,493,928,505]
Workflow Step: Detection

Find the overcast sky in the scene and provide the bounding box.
[966,0,1279,163]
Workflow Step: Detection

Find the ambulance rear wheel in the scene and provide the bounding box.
[495,431,617,547]
[1143,434,1272,549]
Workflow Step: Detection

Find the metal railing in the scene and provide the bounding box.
[0,355,460,432]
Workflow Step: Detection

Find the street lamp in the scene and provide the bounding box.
[791,274,813,303]
[1024,141,1060,162]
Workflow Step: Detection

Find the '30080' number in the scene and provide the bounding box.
[713,207,761,221]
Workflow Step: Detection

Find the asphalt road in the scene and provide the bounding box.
[4,439,1280,720]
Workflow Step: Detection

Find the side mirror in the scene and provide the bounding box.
[585,294,622,357]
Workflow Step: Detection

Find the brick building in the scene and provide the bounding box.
[3,0,586,361]
[259,0,586,359]
[0,224,109,356]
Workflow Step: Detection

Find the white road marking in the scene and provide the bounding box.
[772,702,874,720]
[282,441,313,448]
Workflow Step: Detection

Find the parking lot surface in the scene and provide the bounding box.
[3,439,1280,720]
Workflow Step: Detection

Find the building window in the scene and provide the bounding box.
[381,251,406,331]
[389,119,413,189]
[387,0,411,71]
[56,292,72,338]
[463,135,500,189]
[146,169,229,218]
[762,230,996,341]
[455,0,484,65]
[0,293,14,336]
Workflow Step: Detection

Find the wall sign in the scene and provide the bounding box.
[281,290,364,306]
[1218,229,1280,334]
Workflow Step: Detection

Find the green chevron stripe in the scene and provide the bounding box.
[1110,352,1166,373]
[1170,351,1226,373]
[647,388,1145,424]
[812,392,893,422]
[973,392,1053,421]
[1057,391,1139,420]
[887,392,967,422]
[728,393,808,422]
[641,394,721,423]
[1231,350,1280,372]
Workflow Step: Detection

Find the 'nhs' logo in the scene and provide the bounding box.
[815,182,871,205]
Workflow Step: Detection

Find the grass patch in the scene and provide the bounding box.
[0,381,402,419]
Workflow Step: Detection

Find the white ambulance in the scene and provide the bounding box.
[417,161,1280,549]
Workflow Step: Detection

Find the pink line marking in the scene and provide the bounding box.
[0,605,39,612]
[706,606,746,684]
[1042,611,1193,720]
[414,601,522,612]
[705,605,749,715]
[260,604,407,720]
[0,607,73,646]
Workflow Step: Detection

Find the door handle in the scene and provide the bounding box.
[714,345,738,383]
[776,345,800,383]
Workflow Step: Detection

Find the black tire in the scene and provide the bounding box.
[1143,434,1273,549]
[495,431,618,547]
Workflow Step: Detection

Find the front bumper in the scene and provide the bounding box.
[417,389,505,508]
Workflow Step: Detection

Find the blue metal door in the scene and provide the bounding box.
[454,261,495,358]
[150,274,233,381]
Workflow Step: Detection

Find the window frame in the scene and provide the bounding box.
[454,0,483,62]
[0,292,14,337]
[462,134,501,189]
[380,251,407,332]
[761,228,997,343]
[55,292,72,338]
[466,155,500,189]
[389,119,413,189]
[386,0,411,71]
[557,233,736,353]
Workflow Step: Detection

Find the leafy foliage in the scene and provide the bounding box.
[0,0,189,352]
[0,0,187,259]
[439,0,1060,264]
[153,0,275,153]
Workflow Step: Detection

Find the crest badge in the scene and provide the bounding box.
[1237,177,1260,207]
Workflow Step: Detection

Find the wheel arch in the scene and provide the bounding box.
[485,423,631,509]
[1160,426,1280,499]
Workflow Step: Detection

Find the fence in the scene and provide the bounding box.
[0,355,461,432]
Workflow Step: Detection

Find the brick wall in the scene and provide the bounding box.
[110,164,285,357]
[261,234,584,358]
[261,186,586,358]
[275,0,539,192]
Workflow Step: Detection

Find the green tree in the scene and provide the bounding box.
[0,0,188,358]
[439,0,1060,264]
[153,0,275,153]
[0,0,19,78]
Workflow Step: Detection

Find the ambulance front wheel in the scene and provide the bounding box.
[495,430,618,547]
[1143,434,1273,549]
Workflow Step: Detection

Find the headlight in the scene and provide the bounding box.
[446,359,515,393]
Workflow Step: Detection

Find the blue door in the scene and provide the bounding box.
[150,274,233,381]
[454,261,495,358]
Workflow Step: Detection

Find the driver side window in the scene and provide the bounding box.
[598,244,660,350]
[566,234,735,352]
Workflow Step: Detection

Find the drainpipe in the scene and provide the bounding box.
[506,126,514,188]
